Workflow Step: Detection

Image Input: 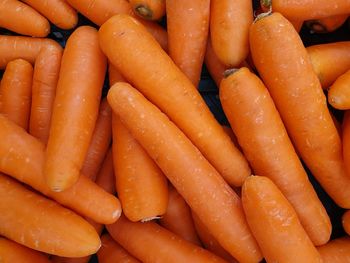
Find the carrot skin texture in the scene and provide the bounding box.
[250,12,350,208]
[343,210,350,235]
[99,14,251,188]
[328,69,350,110]
[109,63,127,85]
[317,237,350,263]
[130,0,165,21]
[344,112,350,187]
[0,114,121,224]
[204,38,227,87]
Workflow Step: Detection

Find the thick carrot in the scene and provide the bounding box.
[29,45,62,144]
[0,114,121,224]
[159,185,201,246]
[344,111,350,176]
[343,210,350,235]
[97,234,140,263]
[317,237,350,263]
[107,83,262,262]
[328,69,350,110]
[130,0,165,21]
[112,114,168,222]
[250,12,350,208]
[210,0,253,67]
[0,237,51,263]
[1,59,33,130]
[306,14,348,33]
[242,176,323,262]
[0,174,100,257]
[0,0,50,37]
[45,26,107,191]
[220,67,331,245]
[166,0,210,87]
[99,14,251,187]
[21,0,78,29]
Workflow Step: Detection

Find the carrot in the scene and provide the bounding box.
[159,185,201,246]
[220,67,331,246]
[97,234,141,263]
[109,63,127,85]
[0,0,50,37]
[45,26,107,191]
[107,82,262,262]
[0,174,100,257]
[210,0,253,67]
[166,0,210,87]
[307,41,350,89]
[112,114,168,222]
[0,237,51,263]
[0,114,121,224]
[29,45,62,144]
[306,14,348,33]
[81,98,112,181]
[342,210,350,235]
[343,111,350,176]
[221,126,240,150]
[107,215,228,263]
[250,12,350,208]
[242,176,323,262]
[1,59,33,130]
[317,237,350,263]
[328,69,350,110]
[99,14,251,188]
[130,0,165,21]
[21,0,78,29]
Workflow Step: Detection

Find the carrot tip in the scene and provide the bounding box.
[254,9,272,23]
[223,68,240,78]
[306,21,327,33]
[140,216,161,222]
[135,5,153,20]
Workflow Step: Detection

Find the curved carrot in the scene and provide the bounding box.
[306,14,348,33]
[250,12,350,208]
[343,210,350,235]
[317,237,350,263]
[166,0,210,87]
[130,0,165,21]
[220,67,331,246]
[0,114,121,224]
[107,82,262,262]
[328,69,350,110]
[99,14,251,187]
[0,174,100,257]
[45,26,107,191]
[21,0,78,29]
[1,59,33,130]
[344,111,350,177]
[159,185,201,246]
[210,0,253,67]
[0,0,50,37]
[242,176,323,262]
[29,45,62,144]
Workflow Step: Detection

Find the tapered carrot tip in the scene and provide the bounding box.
[45,161,80,192]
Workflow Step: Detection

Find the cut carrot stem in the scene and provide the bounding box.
[306,14,348,33]
[1,59,33,130]
[317,237,350,263]
[250,12,350,208]
[130,0,165,21]
[99,14,251,187]
[344,111,350,184]
[328,69,350,110]
[242,176,323,263]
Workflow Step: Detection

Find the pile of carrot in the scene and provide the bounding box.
[1,0,350,262]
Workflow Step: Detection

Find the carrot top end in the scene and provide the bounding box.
[135,5,154,20]
[223,68,240,78]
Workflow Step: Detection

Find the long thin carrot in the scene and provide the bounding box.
[220,67,331,246]
[45,26,107,191]
[306,14,348,33]
[1,59,33,130]
[250,12,350,208]
[0,0,50,37]
[343,210,350,235]
[130,0,165,21]
[99,14,251,187]
[107,82,262,262]
[328,69,350,110]
[166,0,210,87]
[242,176,323,262]
[0,114,121,224]
[0,174,100,257]
[21,0,78,29]
[0,237,51,263]
[344,111,350,176]
[29,45,62,144]
[317,237,350,263]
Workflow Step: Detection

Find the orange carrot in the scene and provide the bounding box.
[21,0,78,29]
[99,14,251,187]
[343,210,350,235]
[220,67,331,245]
[344,111,350,176]
[166,0,210,87]
[81,99,112,181]
[0,237,51,263]
[317,237,350,263]
[109,63,127,85]
[29,45,62,144]
[130,0,165,21]
[97,234,141,263]
[107,215,228,263]
[112,114,168,222]
[250,12,350,208]
[45,26,107,191]
[1,59,33,130]
[0,114,121,224]
[242,176,323,262]
[210,0,253,67]
[328,69,350,110]
[159,185,201,246]
[0,174,100,257]
[107,82,262,262]
[306,14,348,33]
[0,0,50,37]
